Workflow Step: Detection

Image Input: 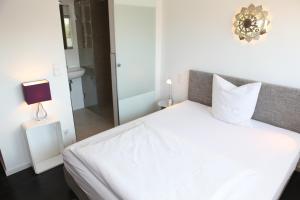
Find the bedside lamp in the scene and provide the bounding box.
[166,79,173,106]
[22,80,52,121]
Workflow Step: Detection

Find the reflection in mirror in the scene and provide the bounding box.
[114,0,156,123]
[60,4,74,49]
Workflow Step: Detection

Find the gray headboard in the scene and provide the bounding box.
[188,70,300,133]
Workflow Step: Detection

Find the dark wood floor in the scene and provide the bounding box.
[281,172,300,200]
[0,165,77,200]
[0,164,299,200]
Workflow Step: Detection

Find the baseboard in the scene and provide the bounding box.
[0,150,6,172]
[5,162,31,176]
[296,166,300,173]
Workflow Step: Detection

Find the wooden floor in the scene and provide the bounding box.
[0,165,299,200]
[73,107,114,141]
[0,165,77,200]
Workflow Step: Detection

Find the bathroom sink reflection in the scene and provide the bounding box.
[67,67,86,80]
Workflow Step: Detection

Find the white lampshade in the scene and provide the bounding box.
[166,79,172,85]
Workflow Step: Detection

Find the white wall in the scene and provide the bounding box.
[115,0,156,7]
[160,0,300,102]
[0,0,76,175]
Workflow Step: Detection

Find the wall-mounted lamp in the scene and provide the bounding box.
[234,4,270,42]
[22,80,52,121]
[166,79,173,106]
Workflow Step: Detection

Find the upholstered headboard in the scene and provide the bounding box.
[188,70,300,133]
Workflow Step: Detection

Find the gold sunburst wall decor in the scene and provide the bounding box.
[234,4,270,42]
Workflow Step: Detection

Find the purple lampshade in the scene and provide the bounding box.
[22,80,52,105]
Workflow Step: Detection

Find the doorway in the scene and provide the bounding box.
[59,0,158,141]
[59,0,114,141]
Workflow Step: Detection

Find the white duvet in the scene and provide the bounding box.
[74,123,258,200]
[68,101,300,200]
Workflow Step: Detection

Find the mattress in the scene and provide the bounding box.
[63,100,300,200]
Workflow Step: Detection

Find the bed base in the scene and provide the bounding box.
[64,167,90,200]
[64,164,291,200]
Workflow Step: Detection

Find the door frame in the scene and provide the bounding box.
[108,0,120,126]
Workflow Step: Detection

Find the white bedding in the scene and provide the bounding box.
[63,101,300,200]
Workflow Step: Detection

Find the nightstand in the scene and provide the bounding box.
[22,118,64,174]
[158,99,172,110]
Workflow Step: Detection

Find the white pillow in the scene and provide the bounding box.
[212,74,262,125]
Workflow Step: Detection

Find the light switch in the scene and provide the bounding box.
[53,65,63,76]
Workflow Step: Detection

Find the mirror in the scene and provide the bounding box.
[234,4,270,42]
[59,4,74,49]
[114,0,157,124]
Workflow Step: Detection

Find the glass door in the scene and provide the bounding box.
[110,0,157,124]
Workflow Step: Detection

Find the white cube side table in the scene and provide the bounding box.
[22,118,64,174]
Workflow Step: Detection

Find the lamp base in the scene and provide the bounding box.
[35,103,48,121]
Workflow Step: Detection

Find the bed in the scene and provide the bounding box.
[63,70,300,200]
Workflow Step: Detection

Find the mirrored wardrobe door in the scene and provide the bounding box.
[111,0,157,124]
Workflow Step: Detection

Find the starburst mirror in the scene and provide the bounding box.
[234,4,270,42]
